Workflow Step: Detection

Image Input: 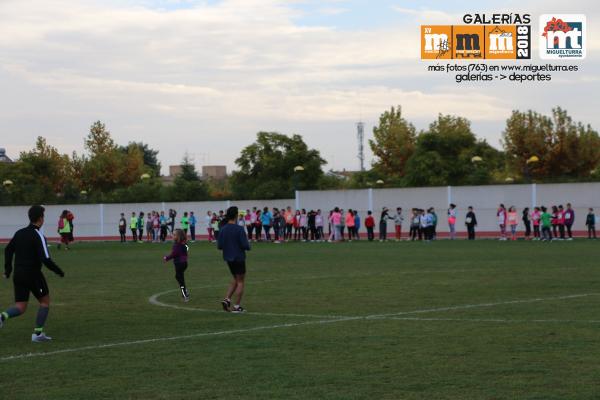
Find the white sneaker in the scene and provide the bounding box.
[32,332,52,342]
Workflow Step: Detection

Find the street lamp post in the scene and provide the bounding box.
[524,155,539,183]
[293,166,304,210]
[2,180,13,199]
[293,165,304,191]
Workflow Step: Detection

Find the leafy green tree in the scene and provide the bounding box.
[230,132,326,199]
[109,181,164,203]
[85,121,115,155]
[120,142,161,176]
[81,121,146,192]
[179,153,201,181]
[11,137,76,204]
[404,114,502,186]
[467,140,506,185]
[346,169,385,189]
[503,107,600,180]
[205,176,233,200]
[164,154,209,201]
[369,106,416,182]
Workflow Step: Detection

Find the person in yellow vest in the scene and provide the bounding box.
[130,212,138,242]
[57,210,71,250]
[181,212,190,235]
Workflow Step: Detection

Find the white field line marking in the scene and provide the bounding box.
[365,293,600,320]
[383,317,600,324]
[3,292,598,362]
[0,317,361,362]
[148,268,499,319]
[149,289,347,319]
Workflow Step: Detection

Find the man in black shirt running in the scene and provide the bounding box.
[1,205,65,342]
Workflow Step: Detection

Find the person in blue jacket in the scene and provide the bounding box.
[260,207,273,242]
[218,207,251,313]
[189,211,197,242]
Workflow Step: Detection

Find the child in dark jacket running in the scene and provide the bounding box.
[163,229,190,302]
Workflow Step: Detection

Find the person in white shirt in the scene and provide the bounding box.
[419,209,428,241]
[205,211,214,242]
[315,210,324,241]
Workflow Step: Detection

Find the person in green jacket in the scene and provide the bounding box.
[57,210,71,250]
[181,212,190,235]
[540,206,552,241]
[130,212,138,242]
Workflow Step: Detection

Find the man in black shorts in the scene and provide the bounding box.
[1,205,65,342]
[217,206,250,313]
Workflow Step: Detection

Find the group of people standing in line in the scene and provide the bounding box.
[494,203,597,241]
[115,202,597,243]
[118,209,198,243]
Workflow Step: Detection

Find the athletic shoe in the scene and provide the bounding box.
[180,287,190,302]
[31,332,52,342]
[221,298,231,312]
[232,306,245,313]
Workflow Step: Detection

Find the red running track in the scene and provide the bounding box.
[0,231,593,243]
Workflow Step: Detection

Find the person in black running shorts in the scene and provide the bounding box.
[1,205,65,342]
[217,206,250,313]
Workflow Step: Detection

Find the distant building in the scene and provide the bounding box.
[0,148,13,163]
[161,164,227,185]
[160,165,183,186]
[202,165,227,180]
[169,165,183,177]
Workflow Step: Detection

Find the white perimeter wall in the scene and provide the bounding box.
[0,199,292,239]
[0,182,598,239]
[299,183,598,233]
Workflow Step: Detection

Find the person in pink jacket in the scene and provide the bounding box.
[345,209,356,242]
[531,207,541,240]
[447,203,457,240]
[329,207,342,242]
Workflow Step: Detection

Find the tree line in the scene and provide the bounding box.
[1,107,599,205]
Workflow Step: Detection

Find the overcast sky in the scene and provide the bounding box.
[0,0,597,175]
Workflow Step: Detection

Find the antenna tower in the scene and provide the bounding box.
[357,122,365,171]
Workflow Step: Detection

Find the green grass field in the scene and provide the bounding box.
[1,239,599,399]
